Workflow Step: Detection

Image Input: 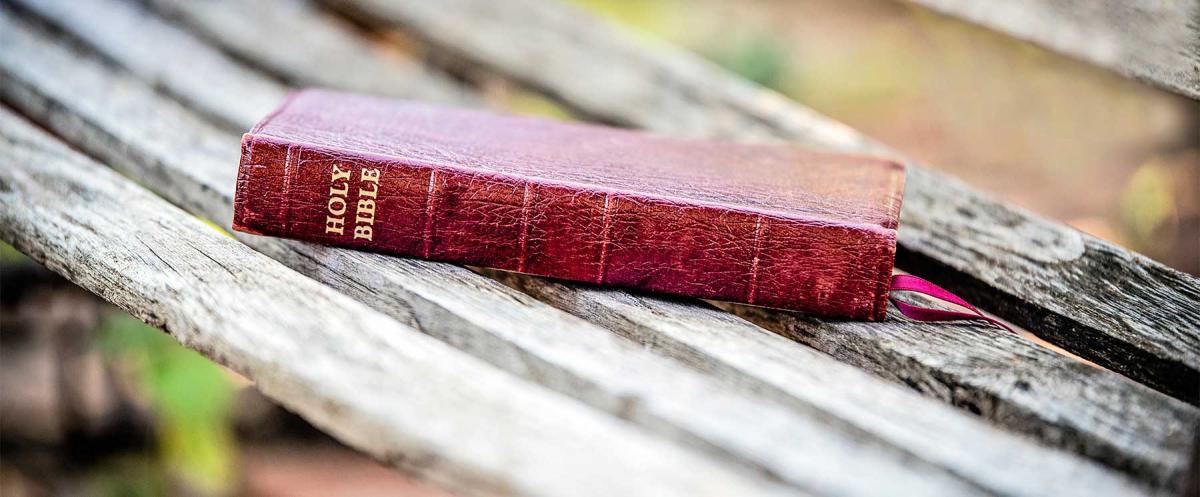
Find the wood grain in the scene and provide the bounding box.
[509,263,1200,490]
[0,106,806,497]
[324,0,1200,405]
[129,1,1200,472]
[906,0,1200,100]
[141,0,476,105]
[2,0,1193,491]
[9,0,284,130]
[0,7,1164,495]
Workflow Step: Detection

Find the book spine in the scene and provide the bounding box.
[233,134,895,320]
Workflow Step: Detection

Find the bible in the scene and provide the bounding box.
[232,89,906,320]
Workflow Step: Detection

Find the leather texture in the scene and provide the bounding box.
[233,89,905,319]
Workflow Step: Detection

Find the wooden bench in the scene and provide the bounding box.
[0,0,1196,495]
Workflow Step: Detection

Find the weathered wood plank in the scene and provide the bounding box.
[4,0,1195,492]
[140,0,476,105]
[9,0,283,130]
[0,106,805,497]
[907,0,1200,100]
[509,272,1200,490]
[3,7,1165,495]
[503,272,1200,491]
[131,0,1200,460]
[323,0,1200,405]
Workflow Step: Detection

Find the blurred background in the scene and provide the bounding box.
[564,0,1199,275]
[2,0,1197,496]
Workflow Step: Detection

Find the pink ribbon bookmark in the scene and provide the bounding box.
[888,274,1015,334]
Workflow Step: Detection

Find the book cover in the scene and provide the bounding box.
[233,89,905,320]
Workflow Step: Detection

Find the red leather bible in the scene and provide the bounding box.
[233,89,906,320]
